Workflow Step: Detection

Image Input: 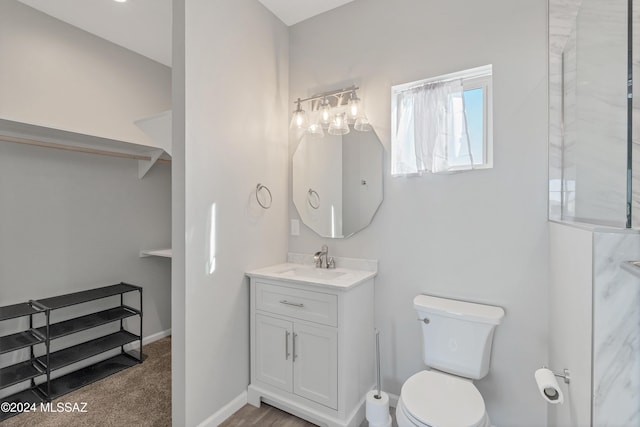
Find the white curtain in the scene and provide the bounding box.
[392,79,473,176]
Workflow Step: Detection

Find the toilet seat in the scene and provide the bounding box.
[398,370,489,427]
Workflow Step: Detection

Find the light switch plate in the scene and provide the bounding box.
[291,219,300,236]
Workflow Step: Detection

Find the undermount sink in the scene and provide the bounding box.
[277,267,347,280]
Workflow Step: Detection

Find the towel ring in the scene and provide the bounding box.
[307,188,320,210]
[256,183,272,209]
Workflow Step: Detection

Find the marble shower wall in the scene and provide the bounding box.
[549,0,628,226]
[593,231,640,425]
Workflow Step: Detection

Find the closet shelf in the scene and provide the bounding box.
[37,331,139,372]
[35,306,139,341]
[37,283,141,310]
[0,360,44,390]
[140,248,172,258]
[0,118,171,179]
[42,353,139,400]
[0,330,45,355]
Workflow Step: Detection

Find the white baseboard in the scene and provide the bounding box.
[142,328,172,345]
[198,391,248,427]
[124,328,171,351]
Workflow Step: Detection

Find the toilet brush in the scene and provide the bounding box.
[366,329,391,427]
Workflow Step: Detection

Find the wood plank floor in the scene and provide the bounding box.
[219,404,318,427]
[220,403,398,427]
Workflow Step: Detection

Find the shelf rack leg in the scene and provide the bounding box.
[138,288,143,363]
[29,300,51,401]
[45,308,50,400]
[29,309,35,391]
[120,293,124,355]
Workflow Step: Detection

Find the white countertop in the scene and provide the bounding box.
[246,262,377,290]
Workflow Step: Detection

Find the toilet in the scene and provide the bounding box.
[397,295,505,427]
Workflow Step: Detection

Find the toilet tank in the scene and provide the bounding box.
[414,295,504,380]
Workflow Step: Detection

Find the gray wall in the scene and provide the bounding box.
[0,0,171,381]
[176,0,289,424]
[0,0,171,145]
[288,0,549,425]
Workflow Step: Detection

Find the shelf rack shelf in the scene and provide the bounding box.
[0,282,143,422]
[0,330,45,355]
[0,361,46,389]
[37,331,139,371]
[0,302,44,322]
[35,306,139,340]
[47,353,139,400]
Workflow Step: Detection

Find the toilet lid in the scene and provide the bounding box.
[401,371,486,427]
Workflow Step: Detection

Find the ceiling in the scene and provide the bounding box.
[17,0,356,67]
[18,0,173,67]
[256,0,356,26]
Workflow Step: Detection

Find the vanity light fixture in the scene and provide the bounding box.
[113,0,128,3]
[291,85,371,137]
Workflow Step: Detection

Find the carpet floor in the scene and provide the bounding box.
[2,337,171,427]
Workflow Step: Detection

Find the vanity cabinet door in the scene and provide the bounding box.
[293,323,338,409]
[255,314,293,392]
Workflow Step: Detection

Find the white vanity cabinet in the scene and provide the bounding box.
[246,262,376,427]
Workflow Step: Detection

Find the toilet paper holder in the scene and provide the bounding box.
[541,366,571,384]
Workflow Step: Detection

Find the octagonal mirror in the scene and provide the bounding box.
[292,127,383,238]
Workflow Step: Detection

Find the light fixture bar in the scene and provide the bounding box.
[294,85,360,105]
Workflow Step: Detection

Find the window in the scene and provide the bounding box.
[391,65,493,176]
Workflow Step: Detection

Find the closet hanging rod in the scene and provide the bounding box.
[0,134,171,163]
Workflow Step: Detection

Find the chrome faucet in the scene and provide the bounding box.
[314,245,335,269]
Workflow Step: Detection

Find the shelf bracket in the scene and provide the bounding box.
[138,148,164,179]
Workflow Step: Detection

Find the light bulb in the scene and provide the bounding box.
[349,101,359,117]
[308,122,325,138]
[319,99,332,127]
[290,101,308,130]
[328,113,350,136]
[347,93,361,124]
